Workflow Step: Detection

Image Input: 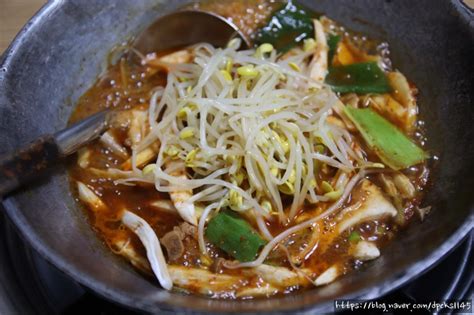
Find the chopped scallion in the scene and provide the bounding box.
[348,231,361,243]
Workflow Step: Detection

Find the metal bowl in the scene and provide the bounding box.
[0,0,472,313]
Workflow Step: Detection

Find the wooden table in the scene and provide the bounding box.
[1,0,473,54]
[0,0,46,54]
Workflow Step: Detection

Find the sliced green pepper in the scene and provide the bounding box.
[327,34,341,64]
[344,106,429,170]
[256,2,315,53]
[205,210,266,262]
[325,62,391,94]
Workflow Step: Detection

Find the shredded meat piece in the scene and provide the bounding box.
[180,222,197,238]
[161,230,185,261]
[161,222,198,261]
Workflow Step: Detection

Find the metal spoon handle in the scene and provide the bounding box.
[0,136,60,197]
[0,110,110,197]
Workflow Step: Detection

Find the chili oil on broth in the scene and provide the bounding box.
[69,0,430,299]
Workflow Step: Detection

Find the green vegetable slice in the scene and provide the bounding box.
[205,210,266,262]
[344,106,428,170]
[327,34,341,64]
[325,62,391,94]
[348,231,361,243]
[256,2,315,53]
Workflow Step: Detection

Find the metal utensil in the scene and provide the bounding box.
[132,10,249,54]
[0,10,247,197]
[0,110,111,197]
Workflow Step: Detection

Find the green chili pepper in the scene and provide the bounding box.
[325,62,391,94]
[344,107,429,170]
[327,34,341,64]
[256,2,315,53]
[205,210,266,262]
